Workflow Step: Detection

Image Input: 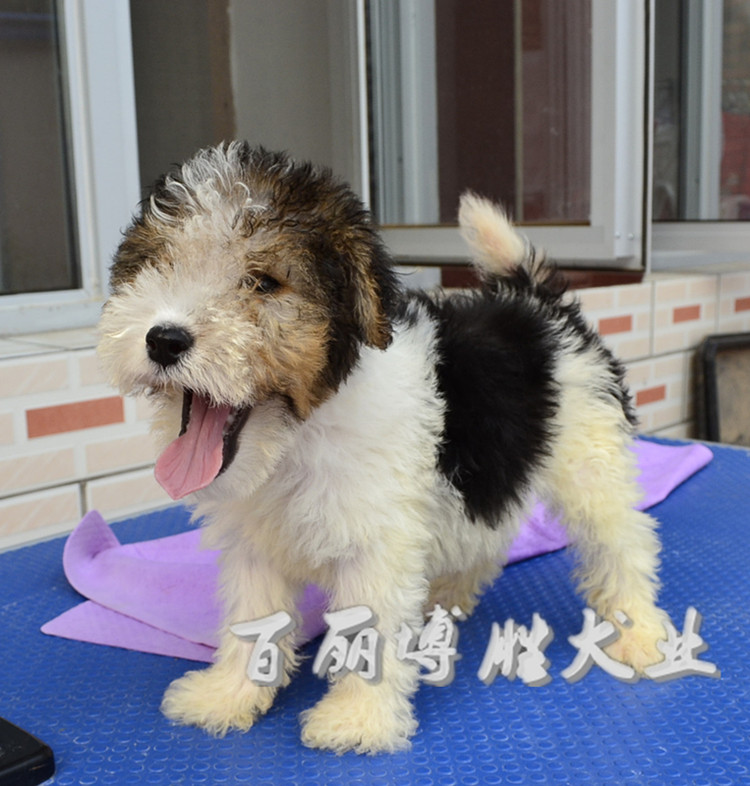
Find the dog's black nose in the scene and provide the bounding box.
[146,325,194,368]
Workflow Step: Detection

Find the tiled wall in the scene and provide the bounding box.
[578,269,750,436]
[0,329,164,550]
[2,267,750,550]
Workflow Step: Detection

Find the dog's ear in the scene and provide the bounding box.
[313,235,397,394]
[345,237,397,350]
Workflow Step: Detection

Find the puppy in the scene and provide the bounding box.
[98,142,668,754]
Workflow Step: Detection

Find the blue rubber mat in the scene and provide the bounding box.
[2,440,749,784]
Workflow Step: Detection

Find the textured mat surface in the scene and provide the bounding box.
[2,440,749,784]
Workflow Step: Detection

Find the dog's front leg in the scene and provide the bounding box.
[300,554,428,754]
[161,548,299,736]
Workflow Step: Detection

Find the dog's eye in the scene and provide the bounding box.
[243,273,281,295]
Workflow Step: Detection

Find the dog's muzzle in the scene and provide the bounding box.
[143,324,253,500]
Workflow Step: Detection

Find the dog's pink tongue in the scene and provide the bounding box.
[155,395,231,500]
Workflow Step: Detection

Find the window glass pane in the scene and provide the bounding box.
[653,0,750,221]
[0,0,78,295]
[368,0,591,226]
[130,0,234,194]
[721,0,750,219]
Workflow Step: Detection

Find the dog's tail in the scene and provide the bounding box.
[458,193,529,275]
[458,193,567,300]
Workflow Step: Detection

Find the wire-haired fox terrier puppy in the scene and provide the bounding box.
[98,142,668,754]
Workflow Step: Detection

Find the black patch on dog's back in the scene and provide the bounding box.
[413,259,637,525]
[414,288,561,525]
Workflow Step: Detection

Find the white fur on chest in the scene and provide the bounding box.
[197,308,447,577]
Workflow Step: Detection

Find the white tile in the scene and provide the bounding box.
[0,356,69,398]
[85,432,155,474]
[0,485,81,551]
[86,467,172,521]
[0,338,52,359]
[21,327,99,351]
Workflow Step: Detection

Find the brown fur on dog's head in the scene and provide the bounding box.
[103,143,400,417]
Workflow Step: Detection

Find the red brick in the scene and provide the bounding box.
[673,305,701,323]
[27,397,124,439]
[598,315,633,336]
[636,385,667,407]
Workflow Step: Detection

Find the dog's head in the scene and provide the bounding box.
[98,143,399,500]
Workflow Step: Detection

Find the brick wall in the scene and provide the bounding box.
[2,266,750,550]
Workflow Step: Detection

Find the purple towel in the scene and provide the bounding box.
[42,440,712,662]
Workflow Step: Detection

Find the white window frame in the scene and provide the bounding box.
[359,0,648,270]
[0,0,139,335]
[651,0,750,270]
[681,0,723,221]
[358,0,750,273]
[369,0,439,226]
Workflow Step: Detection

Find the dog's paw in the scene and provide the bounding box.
[161,665,276,736]
[300,682,417,755]
[604,610,669,674]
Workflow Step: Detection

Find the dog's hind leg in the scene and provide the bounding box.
[161,545,300,735]
[542,374,670,673]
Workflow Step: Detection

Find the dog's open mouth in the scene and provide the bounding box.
[154,390,252,500]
